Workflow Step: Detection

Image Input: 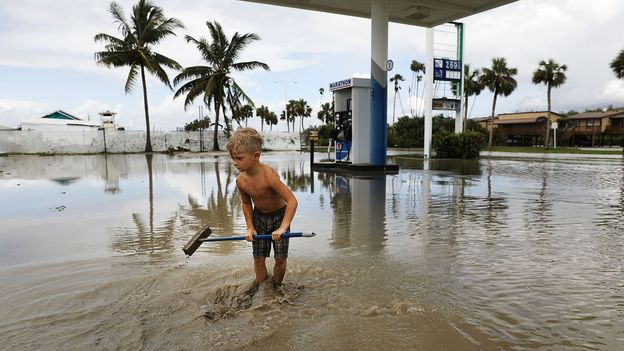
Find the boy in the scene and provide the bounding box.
[225,128,298,286]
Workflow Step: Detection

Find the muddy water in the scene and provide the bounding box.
[1,152,623,350]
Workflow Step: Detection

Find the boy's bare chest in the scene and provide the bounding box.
[239,176,273,198]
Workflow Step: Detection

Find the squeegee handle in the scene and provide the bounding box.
[201,231,315,242]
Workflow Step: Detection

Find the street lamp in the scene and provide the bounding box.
[273,80,298,128]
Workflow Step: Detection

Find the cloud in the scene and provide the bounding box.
[0,98,50,128]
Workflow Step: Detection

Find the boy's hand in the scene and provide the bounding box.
[272,228,287,241]
[245,228,257,242]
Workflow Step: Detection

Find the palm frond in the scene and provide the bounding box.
[124,63,139,93]
[230,61,270,72]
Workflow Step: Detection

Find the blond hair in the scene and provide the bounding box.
[226,128,264,153]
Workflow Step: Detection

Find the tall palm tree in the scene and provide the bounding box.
[480,57,518,148]
[317,102,333,124]
[610,48,624,79]
[256,105,270,131]
[532,58,567,149]
[319,87,325,107]
[390,73,404,124]
[291,99,312,132]
[173,21,269,151]
[266,111,278,131]
[94,0,184,152]
[281,100,298,132]
[410,60,425,116]
[232,103,254,128]
[463,64,484,131]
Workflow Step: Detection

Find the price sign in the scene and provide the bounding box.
[433,58,462,82]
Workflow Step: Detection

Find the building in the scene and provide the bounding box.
[471,111,564,146]
[560,110,624,147]
[20,110,101,131]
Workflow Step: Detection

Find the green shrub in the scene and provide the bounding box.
[432,131,483,159]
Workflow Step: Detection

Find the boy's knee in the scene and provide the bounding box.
[254,257,266,265]
[275,258,287,267]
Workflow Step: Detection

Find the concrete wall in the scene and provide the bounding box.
[0,130,300,154]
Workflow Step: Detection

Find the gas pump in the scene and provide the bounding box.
[329,77,370,163]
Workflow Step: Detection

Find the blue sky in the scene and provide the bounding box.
[1,0,623,131]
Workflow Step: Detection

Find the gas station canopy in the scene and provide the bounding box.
[241,0,517,27]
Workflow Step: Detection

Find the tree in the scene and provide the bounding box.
[480,57,518,148]
[319,87,325,107]
[410,60,425,116]
[266,111,278,131]
[317,102,333,124]
[611,48,624,79]
[462,64,484,132]
[280,101,296,132]
[173,21,269,151]
[291,99,312,132]
[94,0,184,152]
[390,73,404,124]
[232,103,254,128]
[532,58,567,148]
[256,105,270,131]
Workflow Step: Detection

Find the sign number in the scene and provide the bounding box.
[386,60,394,71]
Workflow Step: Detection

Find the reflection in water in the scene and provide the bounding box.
[330,175,387,251]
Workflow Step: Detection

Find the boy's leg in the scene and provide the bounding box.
[273,258,287,285]
[253,257,268,283]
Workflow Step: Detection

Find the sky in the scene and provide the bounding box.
[1,0,623,132]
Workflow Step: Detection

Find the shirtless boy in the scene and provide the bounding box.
[226,128,298,286]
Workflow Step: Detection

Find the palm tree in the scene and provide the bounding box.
[390,73,404,124]
[266,111,278,131]
[319,87,325,107]
[281,100,298,132]
[291,99,312,132]
[532,58,567,148]
[317,102,333,124]
[410,60,425,116]
[611,48,624,79]
[94,0,184,152]
[462,64,484,131]
[173,21,269,151]
[480,57,518,148]
[232,103,254,128]
[256,105,270,131]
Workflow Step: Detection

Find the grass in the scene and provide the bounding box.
[485,146,623,155]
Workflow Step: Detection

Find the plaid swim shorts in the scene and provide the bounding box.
[252,206,289,259]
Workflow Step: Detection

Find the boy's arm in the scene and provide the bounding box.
[268,170,298,240]
[237,178,256,241]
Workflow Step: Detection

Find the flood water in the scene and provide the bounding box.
[1,151,623,350]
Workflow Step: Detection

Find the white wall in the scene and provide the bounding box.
[0,130,300,154]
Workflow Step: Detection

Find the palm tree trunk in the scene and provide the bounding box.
[463,89,469,133]
[488,91,498,148]
[392,90,397,124]
[415,80,420,117]
[545,84,552,149]
[409,72,415,117]
[140,64,153,153]
[261,117,264,131]
[213,99,221,151]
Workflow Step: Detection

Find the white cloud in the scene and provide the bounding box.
[0,98,50,128]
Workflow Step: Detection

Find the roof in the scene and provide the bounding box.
[42,110,82,120]
[240,0,518,27]
[497,111,564,120]
[564,110,624,120]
